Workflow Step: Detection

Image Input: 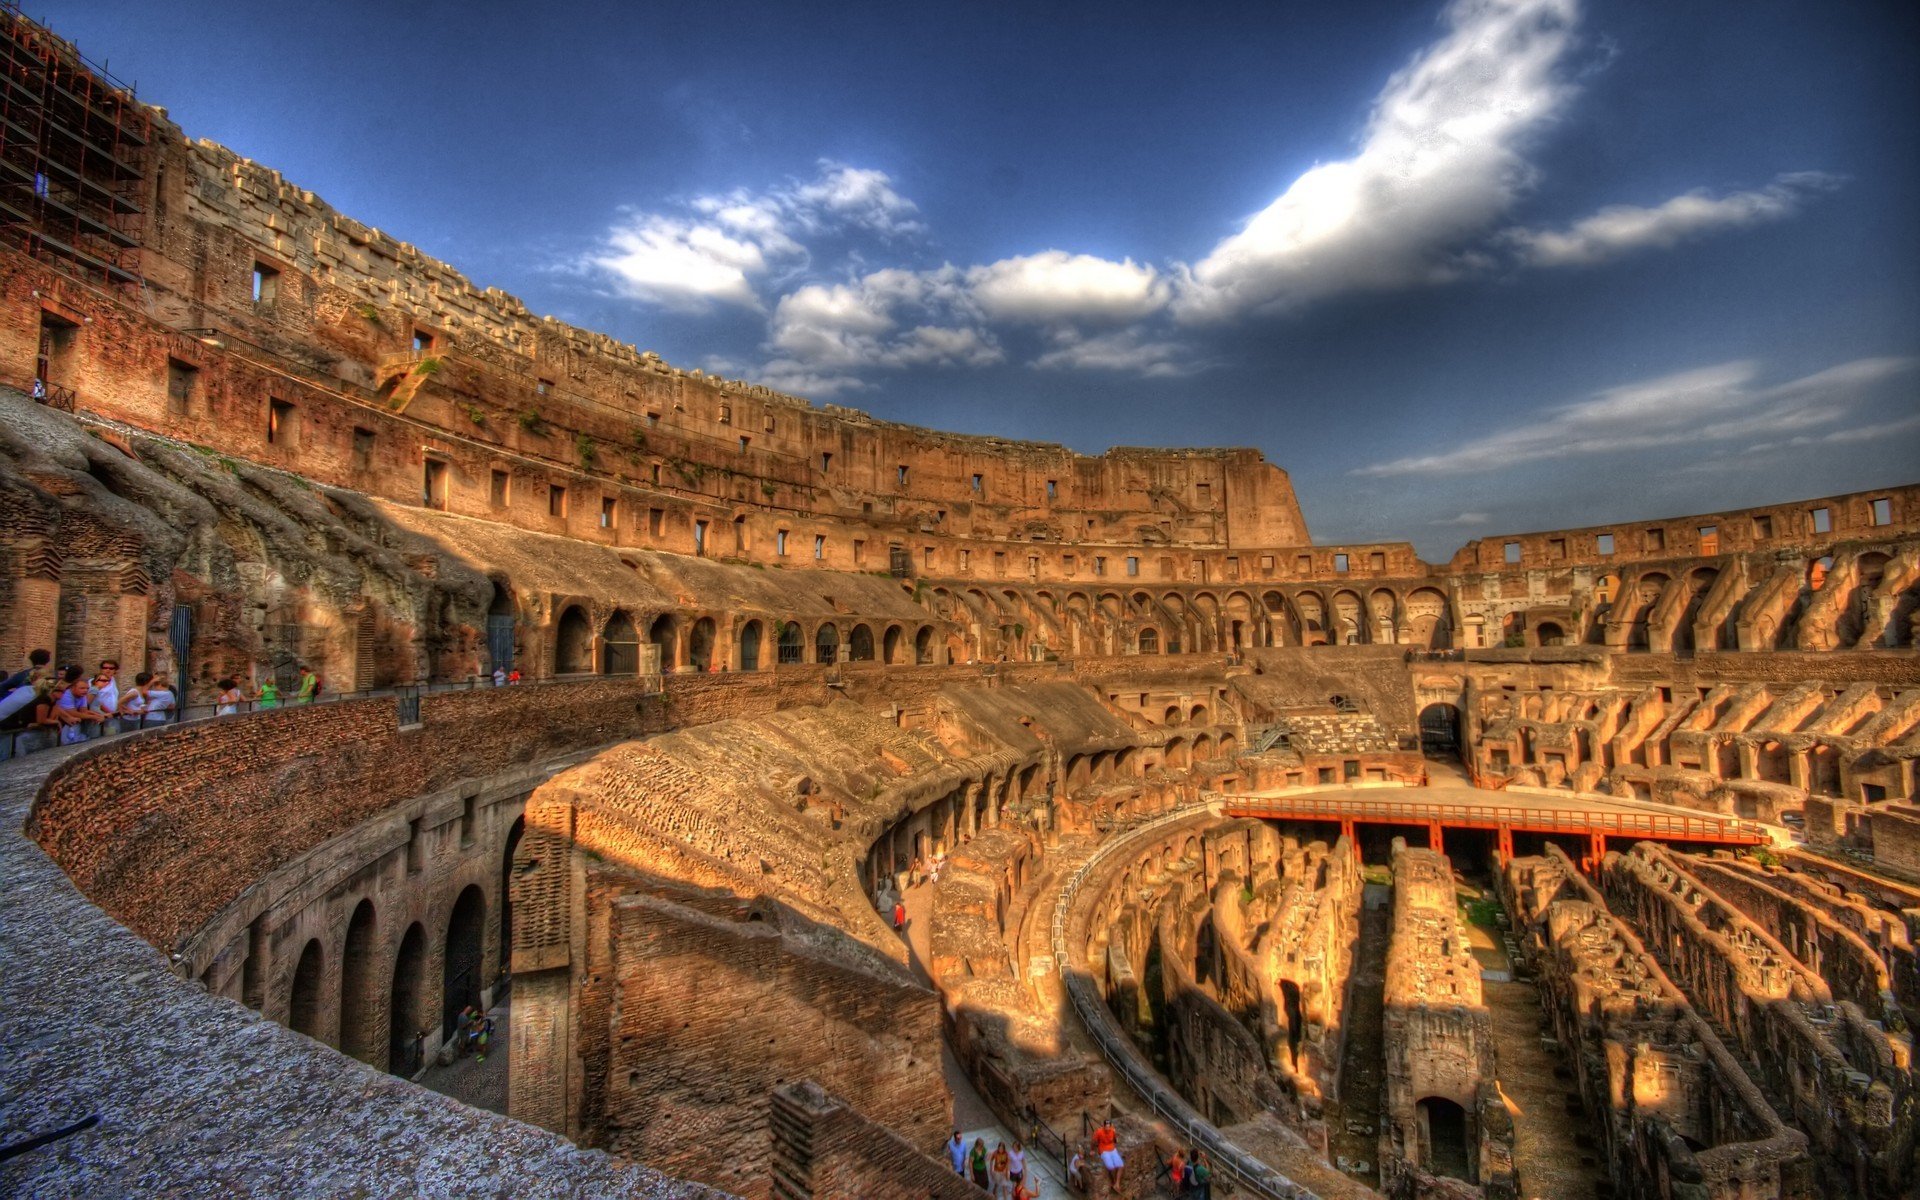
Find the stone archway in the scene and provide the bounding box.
[441,885,486,1041]
[554,605,593,675]
[338,899,379,1064]
[388,922,427,1076]
[289,937,326,1042]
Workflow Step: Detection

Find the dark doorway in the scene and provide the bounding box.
[739,620,763,671]
[602,610,640,675]
[1419,1096,1472,1181]
[554,606,592,675]
[339,900,379,1064]
[289,938,325,1041]
[388,922,426,1076]
[441,885,486,1041]
[1419,702,1462,758]
[649,613,678,672]
[486,584,515,674]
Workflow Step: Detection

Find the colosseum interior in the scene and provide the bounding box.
[0,9,1915,1200]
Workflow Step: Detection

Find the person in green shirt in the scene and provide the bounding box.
[294,664,320,704]
[254,678,280,709]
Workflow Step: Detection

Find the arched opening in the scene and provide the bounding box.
[601,609,640,675]
[1420,703,1462,758]
[500,814,525,976]
[777,621,804,664]
[1535,620,1566,647]
[738,619,763,671]
[339,899,379,1064]
[1164,705,1183,725]
[486,583,515,675]
[1189,703,1209,725]
[649,613,679,672]
[1405,587,1451,649]
[388,922,427,1076]
[849,623,875,662]
[289,937,326,1042]
[1138,627,1160,654]
[554,605,593,675]
[815,623,839,664]
[688,617,717,671]
[1417,1096,1472,1181]
[1192,733,1214,761]
[914,625,933,665]
[441,885,486,1041]
[882,623,904,664]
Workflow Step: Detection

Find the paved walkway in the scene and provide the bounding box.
[1460,886,1606,1200]
[897,880,1076,1199]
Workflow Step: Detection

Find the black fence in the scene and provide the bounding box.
[0,672,656,763]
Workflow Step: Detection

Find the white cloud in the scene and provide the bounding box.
[1176,0,1581,322]
[789,163,923,236]
[1505,172,1840,267]
[1429,511,1492,526]
[588,161,922,312]
[593,213,779,312]
[761,267,1000,383]
[1353,355,1918,476]
[966,251,1170,325]
[1032,328,1193,377]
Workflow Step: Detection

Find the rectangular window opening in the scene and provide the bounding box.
[1334,553,1350,573]
[600,496,617,529]
[648,507,665,537]
[266,397,295,446]
[694,519,708,555]
[490,469,509,508]
[1502,541,1521,564]
[1870,497,1892,526]
[422,457,448,509]
[549,484,568,518]
[1596,533,1615,555]
[814,534,826,560]
[166,358,198,415]
[252,262,280,305]
[776,529,789,556]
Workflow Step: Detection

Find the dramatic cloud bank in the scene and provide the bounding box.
[1175,0,1580,322]
[583,0,1842,394]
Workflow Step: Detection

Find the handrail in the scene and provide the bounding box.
[1050,802,1313,1200]
[0,671,662,762]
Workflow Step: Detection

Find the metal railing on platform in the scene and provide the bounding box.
[0,671,662,762]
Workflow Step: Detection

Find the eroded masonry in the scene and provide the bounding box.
[1,10,1916,1200]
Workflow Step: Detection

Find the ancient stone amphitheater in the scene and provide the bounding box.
[1,11,1914,1200]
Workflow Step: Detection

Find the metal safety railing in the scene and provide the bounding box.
[0,670,663,762]
[1050,802,1315,1200]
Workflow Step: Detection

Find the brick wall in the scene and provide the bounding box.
[598,888,949,1198]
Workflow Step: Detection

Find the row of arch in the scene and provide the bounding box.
[276,817,522,1075]
[553,606,942,674]
[922,583,1460,658]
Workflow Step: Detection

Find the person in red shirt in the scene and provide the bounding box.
[893,899,906,931]
[1093,1117,1124,1191]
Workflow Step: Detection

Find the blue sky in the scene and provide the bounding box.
[54,0,1919,557]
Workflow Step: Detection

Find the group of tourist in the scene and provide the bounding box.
[948,1131,1036,1199]
[0,649,325,756]
[453,1005,496,1063]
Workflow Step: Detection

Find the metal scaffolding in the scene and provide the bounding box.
[0,3,149,289]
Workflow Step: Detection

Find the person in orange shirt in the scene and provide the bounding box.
[1092,1117,1124,1191]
